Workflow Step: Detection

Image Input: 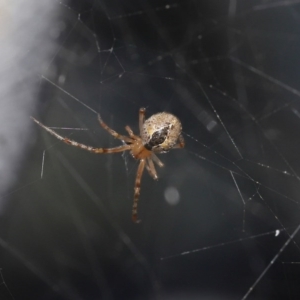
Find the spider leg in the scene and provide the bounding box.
[139,107,146,135]
[132,159,146,223]
[146,157,158,180]
[151,153,164,167]
[97,114,133,143]
[173,134,185,149]
[125,126,140,140]
[31,117,131,154]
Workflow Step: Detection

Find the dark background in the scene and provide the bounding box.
[1,0,300,299]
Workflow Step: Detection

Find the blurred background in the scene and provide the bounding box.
[1,0,300,299]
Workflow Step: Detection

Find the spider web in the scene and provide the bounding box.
[1,0,300,299]
[0,269,14,300]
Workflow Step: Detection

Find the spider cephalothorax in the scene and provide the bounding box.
[31,108,184,223]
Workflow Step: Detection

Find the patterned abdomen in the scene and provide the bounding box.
[141,112,182,153]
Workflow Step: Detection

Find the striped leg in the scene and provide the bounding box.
[132,159,146,223]
[125,126,139,140]
[139,107,146,135]
[31,117,131,154]
[97,114,133,143]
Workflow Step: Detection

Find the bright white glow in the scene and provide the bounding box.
[164,186,180,205]
[0,0,56,211]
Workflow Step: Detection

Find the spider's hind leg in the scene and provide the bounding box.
[139,107,146,135]
[151,153,164,167]
[173,134,185,149]
[146,157,158,180]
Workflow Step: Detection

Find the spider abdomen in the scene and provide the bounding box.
[141,112,182,153]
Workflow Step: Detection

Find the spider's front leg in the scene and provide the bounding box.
[125,126,139,140]
[132,159,146,223]
[31,117,131,154]
[97,114,133,143]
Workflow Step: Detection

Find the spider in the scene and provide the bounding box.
[31,108,184,223]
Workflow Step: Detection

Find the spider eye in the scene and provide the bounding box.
[144,127,168,150]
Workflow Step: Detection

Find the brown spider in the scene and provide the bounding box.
[31,108,184,223]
